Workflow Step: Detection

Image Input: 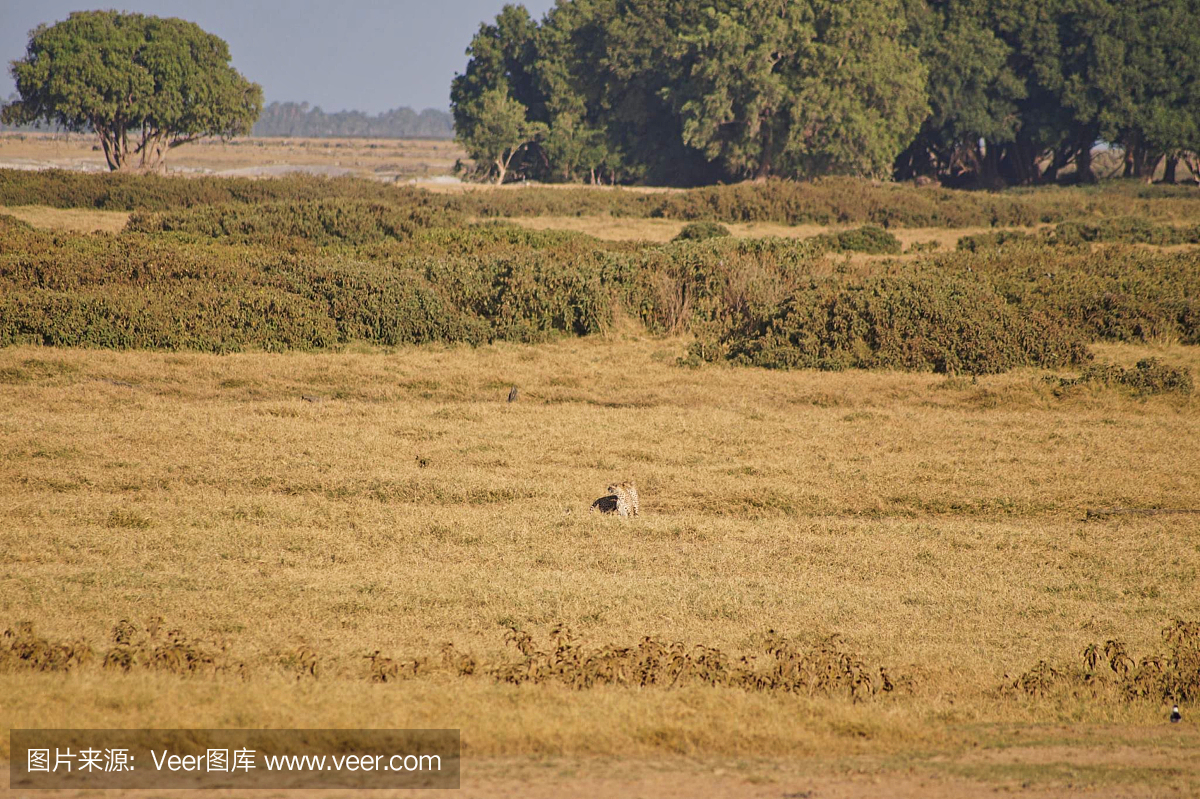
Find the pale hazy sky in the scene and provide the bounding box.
[0,1,557,113]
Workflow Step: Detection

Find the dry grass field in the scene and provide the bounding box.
[3,163,1200,795]
[2,331,1199,796]
[0,132,463,180]
[0,204,130,233]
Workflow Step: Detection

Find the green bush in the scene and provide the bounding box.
[0,287,342,352]
[956,230,1035,251]
[811,225,901,254]
[0,168,423,210]
[0,227,605,351]
[958,217,1200,251]
[908,244,1200,346]
[1050,217,1200,246]
[1052,358,1193,396]
[673,221,732,241]
[126,199,460,245]
[718,273,1091,374]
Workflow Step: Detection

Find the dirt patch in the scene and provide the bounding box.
[0,204,129,233]
[2,757,1185,799]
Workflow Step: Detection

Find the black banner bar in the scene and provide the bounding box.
[10,729,460,789]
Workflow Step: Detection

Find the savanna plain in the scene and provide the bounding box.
[1,151,1200,797]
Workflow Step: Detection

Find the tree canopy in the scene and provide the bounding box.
[3,11,262,172]
[453,0,1200,186]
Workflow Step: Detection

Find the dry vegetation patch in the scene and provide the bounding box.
[0,204,129,233]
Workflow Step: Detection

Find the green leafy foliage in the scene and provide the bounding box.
[719,273,1090,374]
[449,0,1200,185]
[960,218,1200,250]
[0,213,32,232]
[126,199,462,245]
[1051,218,1200,246]
[673,222,732,242]
[2,11,262,172]
[451,0,927,183]
[454,88,547,184]
[810,225,901,254]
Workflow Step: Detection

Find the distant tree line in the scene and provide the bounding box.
[252,102,454,139]
[1,98,455,141]
[451,0,1200,186]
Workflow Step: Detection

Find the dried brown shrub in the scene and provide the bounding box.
[1010,620,1200,702]
[0,622,93,672]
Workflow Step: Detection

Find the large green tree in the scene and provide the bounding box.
[454,0,927,184]
[2,11,262,172]
[455,87,547,184]
[895,0,1024,182]
[668,0,929,180]
[453,0,1200,186]
[1071,0,1200,182]
[533,0,616,182]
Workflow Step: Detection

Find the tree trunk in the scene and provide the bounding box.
[1122,132,1147,178]
[976,140,1004,188]
[95,122,125,171]
[1075,140,1096,184]
[1042,145,1075,184]
[494,157,507,185]
[1183,153,1200,184]
[136,132,168,173]
[997,134,1040,185]
[1162,155,1180,184]
[754,121,773,181]
[99,134,121,170]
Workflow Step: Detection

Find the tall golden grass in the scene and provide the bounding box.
[2,335,1198,794]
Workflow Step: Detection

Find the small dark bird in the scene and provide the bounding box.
[507,386,519,403]
[1171,705,1182,723]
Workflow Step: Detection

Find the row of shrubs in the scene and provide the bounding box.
[128,200,904,255]
[710,274,1090,374]
[674,220,901,253]
[958,216,1200,250]
[6,168,1200,227]
[3,218,1198,372]
[940,244,1200,345]
[125,198,462,245]
[0,227,616,351]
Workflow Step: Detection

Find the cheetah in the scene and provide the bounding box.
[590,480,639,517]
